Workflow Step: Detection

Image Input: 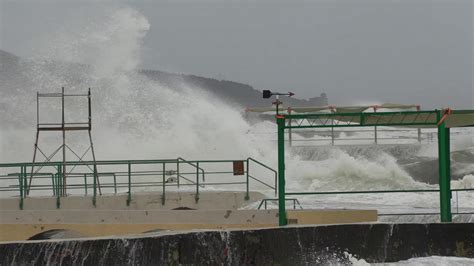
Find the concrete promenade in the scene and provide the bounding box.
[0,191,377,242]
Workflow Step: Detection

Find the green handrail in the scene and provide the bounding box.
[177,157,205,182]
[1,157,279,209]
[257,198,303,210]
[247,157,278,196]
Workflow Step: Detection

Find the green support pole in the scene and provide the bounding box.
[127,163,131,206]
[93,163,97,207]
[162,162,166,205]
[437,113,452,222]
[19,166,24,210]
[176,160,180,188]
[84,174,88,196]
[56,165,61,209]
[277,116,287,226]
[245,159,250,200]
[195,162,200,203]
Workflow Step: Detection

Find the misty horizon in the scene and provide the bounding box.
[1,0,473,108]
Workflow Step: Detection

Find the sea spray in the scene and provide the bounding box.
[0,6,473,217]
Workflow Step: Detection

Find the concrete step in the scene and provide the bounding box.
[0,191,265,211]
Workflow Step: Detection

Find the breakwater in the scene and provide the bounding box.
[1,223,473,265]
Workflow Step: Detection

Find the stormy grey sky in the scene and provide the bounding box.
[0,0,473,108]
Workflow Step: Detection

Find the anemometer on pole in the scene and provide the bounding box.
[262,90,294,116]
[262,89,295,226]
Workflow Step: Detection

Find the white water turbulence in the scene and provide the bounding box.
[0,6,274,162]
[0,6,473,220]
[348,255,474,265]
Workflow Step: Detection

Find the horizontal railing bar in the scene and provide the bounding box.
[290,137,422,141]
[63,94,89,97]
[286,123,435,129]
[379,212,474,216]
[0,159,179,167]
[284,110,438,119]
[287,188,474,195]
[181,160,243,163]
[286,189,441,195]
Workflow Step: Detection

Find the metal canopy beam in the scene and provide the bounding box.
[275,109,474,226]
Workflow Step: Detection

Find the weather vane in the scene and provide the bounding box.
[262,90,295,115]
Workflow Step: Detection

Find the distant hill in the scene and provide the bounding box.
[141,70,328,108]
[0,50,328,109]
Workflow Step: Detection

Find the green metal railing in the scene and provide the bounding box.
[258,198,303,210]
[0,157,277,209]
[286,188,474,216]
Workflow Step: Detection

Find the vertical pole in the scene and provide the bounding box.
[19,166,24,210]
[87,89,101,195]
[176,160,180,188]
[56,164,61,209]
[245,159,250,200]
[93,161,97,207]
[56,166,60,198]
[195,162,200,202]
[446,127,452,215]
[113,174,117,194]
[162,162,166,205]
[437,111,452,222]
[52,173,56,196]
[287,108,292,147]
[127,162,131,206]
[88,88,92,130]
[277,116,287,226]
[29,91,40,196]
[89,130,100,195]
[62,87,66,196]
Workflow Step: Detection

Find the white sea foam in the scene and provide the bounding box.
[347,255,474,265]
[0,6,473,218]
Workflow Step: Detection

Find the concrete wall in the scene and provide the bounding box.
[0,209,377,242]
[1,223,472,264]
[0,191,265,210]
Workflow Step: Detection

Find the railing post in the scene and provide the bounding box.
[19,166,24,210]
[288,108,292,147]
[277,116,287,226]
[93,163,97,207]
[195,162,200,203]
[127,162,131,206]
[52,173,56,196]
[437,110,452,222]
[84,174,88,196]
[113,174,117,194]
[245,159,250,200]
[162,162,166,205]
[176,159,180,188]
[56,164,61,209]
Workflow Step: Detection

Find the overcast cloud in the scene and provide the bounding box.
[1,0,472,108]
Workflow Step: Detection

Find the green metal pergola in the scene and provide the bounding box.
[275,109,474,226]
